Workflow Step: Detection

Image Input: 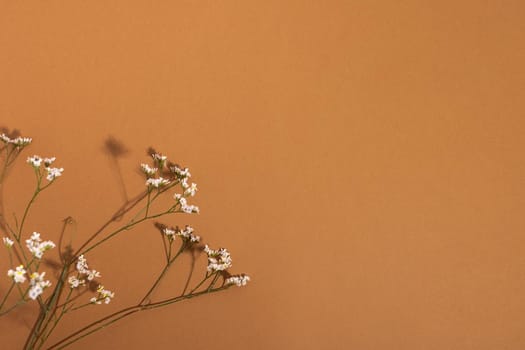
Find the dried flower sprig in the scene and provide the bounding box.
[0,131,250,349]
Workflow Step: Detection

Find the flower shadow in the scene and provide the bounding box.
[103,135,130,203]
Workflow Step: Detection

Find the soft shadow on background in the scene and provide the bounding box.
[1,1,525,349]
[103,135,130,203]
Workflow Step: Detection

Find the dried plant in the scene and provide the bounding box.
[0,131,250,349]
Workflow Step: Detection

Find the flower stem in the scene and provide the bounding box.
[47,285,231,350]
[24,264,70,349]
[80,209,180,256]
[0,282,16,312]
[140,243,186,305]
[73,190,149,257]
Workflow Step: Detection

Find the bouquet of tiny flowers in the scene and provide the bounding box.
[0,130,249,349]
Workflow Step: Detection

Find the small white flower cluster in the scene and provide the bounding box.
[90,285,115,304]
[71,256,114,306]
[225,274,250,287]
[7,265,27,283]
[152,153,167,164]
[26,232,56,259]
[146,177,170,188]
[0,133,32,147]
[5,232,54,300]
[140,163,158,177]
[171,162,198,212]
[27,155,44,167]
[28,272,52,300]
[143,153,171,188]
[178,225,201,243]
[46,167,63,181]
[7,266,52,299]
[69,255,101,288]
[170,164,191,179]
[3,237,14,247]
[76,254,89,273]
[183,181,197,197]
[204,245,233,272]
[27,155,64,181]
[140,152,200,213]
[68,276,85,289]
[171,164,197,197]
[163,225,200,243]
[174,194,199,214]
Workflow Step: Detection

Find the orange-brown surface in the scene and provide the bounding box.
[1,1,525,349]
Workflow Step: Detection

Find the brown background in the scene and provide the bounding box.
[1,1,525,349]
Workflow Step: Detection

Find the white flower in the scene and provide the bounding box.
[170,165,191,179]
[86,270,101,281]
[151,153,167,167]
[12,136,32,147]
[70,256,104,290]
[163,227,176,239]
[30,272,52,288]
[3,237,14,247]
[28,272,52,299]
[182,204,199,214]
[175,194,185,205]
[164,225,200,243]
[68,276,86,289]
[0,134,11,143]
[27,155,43,168]
[75,255,101,281]
[178,225,200,243]
[180,225,193,236]
[0,134,32,146]
[152,153,167,161]
[225,274,250,287]
[43,157,56,166]
[174,194,199,214]
[30,232,41,241]
[204,245,232,272]
[76,255,89,274]
[41,241,55,250]
[29,285,43,300]
[26,232,55,259]
[184,183,198,197]
[140,163,158,177]
[90,285,115,305]
[7,265,27,283]
[27,156,63,180]
[45,167,64,181]
[146,177,170,188]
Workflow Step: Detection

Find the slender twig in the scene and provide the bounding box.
[55,288,90,309]
[24,264,69,349]
[47,285,231,350]
[207,273,221,291]
[144,189,152,218]
[72,190,149,257]
[58,217,74,263]
[181,252,197,296]
[18,169,43,241]
[161,233,169,263]
[80,209,181,256]
[140,242,186,305]
[189,272,214,294]
[0,299,26,316]
[0,282,16,312]
[37,288,74,348]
